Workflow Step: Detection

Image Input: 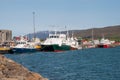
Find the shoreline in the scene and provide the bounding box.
[0,54,48,80]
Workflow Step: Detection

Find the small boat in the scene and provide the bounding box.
[97,38,112,48]
[40,31,81,52]
[12,36,40,53]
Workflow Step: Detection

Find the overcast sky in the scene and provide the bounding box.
[0,0,120,36]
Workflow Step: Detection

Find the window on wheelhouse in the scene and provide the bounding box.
[50,36,59,38]
[16,42,26,44]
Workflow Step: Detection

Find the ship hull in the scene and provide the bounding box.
[97,44,110,48]
[12,48,37,53]
[40,44,76,52]
[0,47,13,54]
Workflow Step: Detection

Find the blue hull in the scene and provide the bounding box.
[12,48,37,53]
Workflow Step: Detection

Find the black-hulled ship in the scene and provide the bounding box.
[40,32,81,52]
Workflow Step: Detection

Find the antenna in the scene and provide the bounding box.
[33,12,36,41]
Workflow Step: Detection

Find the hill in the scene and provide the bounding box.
[27,25,120,40]
[72,25,120,40]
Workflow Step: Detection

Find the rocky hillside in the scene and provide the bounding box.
[26,25,120,40]
[72,25,120,39]
[0,54,48,80]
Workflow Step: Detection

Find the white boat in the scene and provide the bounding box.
[97,35,115,48]
[12,36,41,53]
[40,31,81,52]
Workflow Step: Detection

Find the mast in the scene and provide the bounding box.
[102,33,105,39]
[72,31,74,38]
[33,12,36,41]
[92,28,94,41]
[91,28,95,45]
[65,26,69,40]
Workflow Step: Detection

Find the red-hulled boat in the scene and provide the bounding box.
[97,38,112,48]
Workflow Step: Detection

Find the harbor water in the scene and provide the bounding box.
[5,47,120,80]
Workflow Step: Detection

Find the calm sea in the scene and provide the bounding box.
[5,46,120,80]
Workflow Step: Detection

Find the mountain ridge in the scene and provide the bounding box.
[27,25,120,40]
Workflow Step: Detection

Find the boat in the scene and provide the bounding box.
[11,36,41,53]
[40,31,81,52]
[97,38,112,48]
[0,47,13,54]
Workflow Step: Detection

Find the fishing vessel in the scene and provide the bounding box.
[40,31,81,52]
[12,36,41,53]
[97,38,112,48]
[12,12,41,53]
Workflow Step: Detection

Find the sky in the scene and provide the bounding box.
[0,0,120,36]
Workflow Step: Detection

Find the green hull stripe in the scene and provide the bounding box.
[52,44,71,51]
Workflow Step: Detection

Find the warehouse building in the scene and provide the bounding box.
[0,30,12,43]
